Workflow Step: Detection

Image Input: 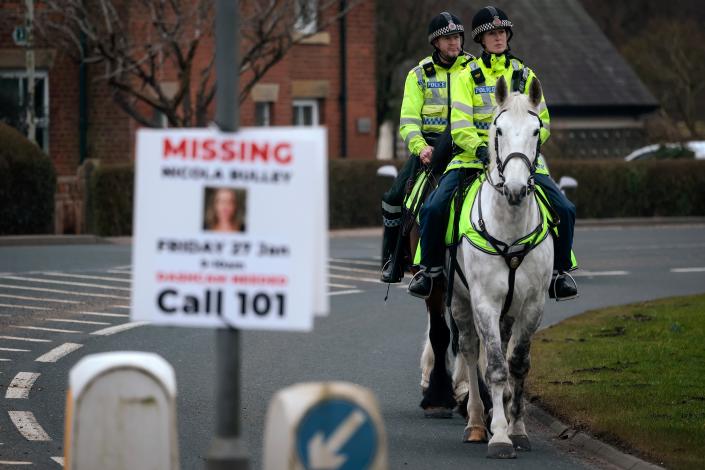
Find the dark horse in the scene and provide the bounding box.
[396,128,491,425]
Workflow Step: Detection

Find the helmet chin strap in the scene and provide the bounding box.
[435,49,459,65]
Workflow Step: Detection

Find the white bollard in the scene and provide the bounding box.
[64,352,179,470]
[263,382,387,470]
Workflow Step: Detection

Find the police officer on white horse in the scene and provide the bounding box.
[408,6,579,300]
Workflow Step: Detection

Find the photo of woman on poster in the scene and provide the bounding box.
[203,187,246,233]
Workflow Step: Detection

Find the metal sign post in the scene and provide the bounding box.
[24,0,36,144]
[206,0,250,468]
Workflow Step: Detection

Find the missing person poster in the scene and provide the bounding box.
[131,127,328,331]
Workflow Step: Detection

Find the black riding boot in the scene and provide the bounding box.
[549,270,578,300]
[381,225,403,283]
[408,266,442,299]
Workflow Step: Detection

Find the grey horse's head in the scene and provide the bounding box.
[489,76,543,206]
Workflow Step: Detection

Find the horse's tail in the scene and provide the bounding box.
[477,342,493,414]
[449,312,460,356]
[478,341,488,387]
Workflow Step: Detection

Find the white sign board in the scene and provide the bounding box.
[131,127,328,331]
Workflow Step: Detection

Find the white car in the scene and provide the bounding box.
[624,141,705,161]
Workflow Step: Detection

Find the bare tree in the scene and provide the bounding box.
[35,0,359,128]
[375,0,446,128]
[623,18,705,137]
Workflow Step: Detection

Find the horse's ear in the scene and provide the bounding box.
[495,76,508,107]
[529,77,542,108]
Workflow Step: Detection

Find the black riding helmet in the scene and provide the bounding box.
[427,11,465,48]
[471,6,513,44]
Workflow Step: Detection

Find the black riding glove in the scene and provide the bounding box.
[476,145,490,166]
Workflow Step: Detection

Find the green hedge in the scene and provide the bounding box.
[549,160,705,218]
[90,164,134,236]
[0,123,56,235]
[87,159,705,235]
[329,160,404,228]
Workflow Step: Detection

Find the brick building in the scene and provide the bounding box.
[0,0,377,233]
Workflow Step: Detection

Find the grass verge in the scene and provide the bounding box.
[527,294,705,470]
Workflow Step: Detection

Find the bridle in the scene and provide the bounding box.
[485,109,543,197]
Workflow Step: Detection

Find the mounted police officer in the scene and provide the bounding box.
[408,5,579,300]
[380,11,474,283]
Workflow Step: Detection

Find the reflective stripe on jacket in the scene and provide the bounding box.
[449,53,551,174]
[399,53,473,156]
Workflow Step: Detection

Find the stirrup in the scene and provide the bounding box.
[408,270,433,299]
[551,271,579,302]
[381,258,403,284]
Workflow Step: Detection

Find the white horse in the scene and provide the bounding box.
[450,76,553,459]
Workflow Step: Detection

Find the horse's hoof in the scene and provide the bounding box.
[510,434,532,451]
[463,426,488,443]
[486,442,517,459]
[423,407,453,419]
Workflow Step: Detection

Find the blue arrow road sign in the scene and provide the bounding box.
[296,399,377,470]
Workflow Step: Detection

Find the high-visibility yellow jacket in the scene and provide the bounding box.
[449,53,551,174]
[399,53,474,156]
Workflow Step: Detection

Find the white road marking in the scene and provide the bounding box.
[600,242,705,251]
[42,272,131,283]
[572,270,629,277]
[329,258,381,267]
[111,265,132,270]
[6,372,40,399]
[0,347,30,352]
[1,275,131,292]
[110,305,130,310]
[671,267,705,273]
[329,273,380,284]
[51,456,64,466]
[0,461,32,465]
[8,411,51,441]
[327,282,357,289]
[46,318,111,326]
[81,311,129,318]
[0,293,79,304]
[328,289,364,296]
[106,269,132,275]
[15,326,81,334]
[0,358,11,362]
[328,264,380,276]
[0,283,127,299]
[0,336,52,343]
[0,303,51,311]
[91,321,149,336]
[35,343,83,363]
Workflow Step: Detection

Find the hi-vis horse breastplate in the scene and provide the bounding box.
[444,176,555,252]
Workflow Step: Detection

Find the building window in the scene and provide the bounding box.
[255,102,273,126]
[0,71,49,152]
[294,0,318,34]
[292,99,319,126]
